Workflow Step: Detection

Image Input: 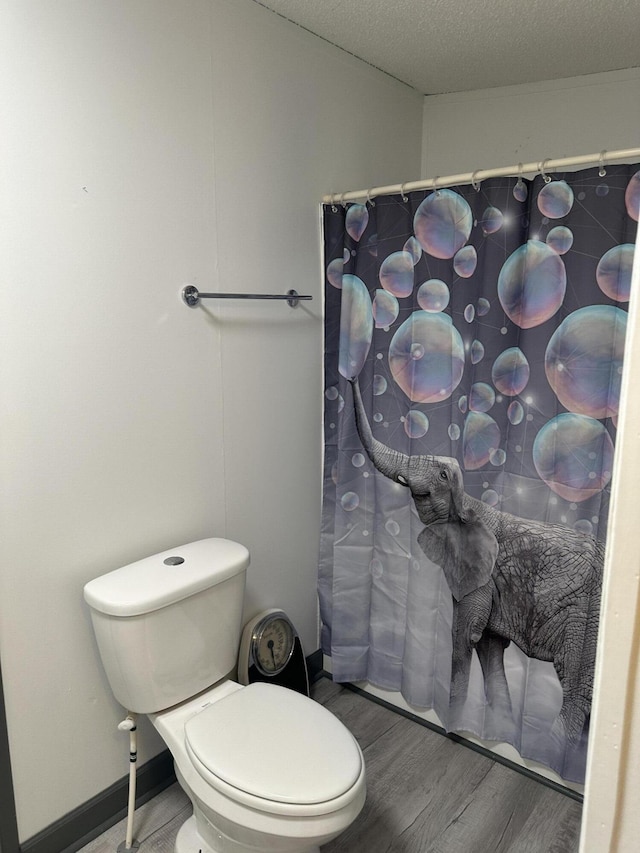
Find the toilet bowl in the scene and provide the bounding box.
[151,680,366,853]
[83,538,366,853]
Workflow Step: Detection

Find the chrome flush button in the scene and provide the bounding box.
[163,556,185,566]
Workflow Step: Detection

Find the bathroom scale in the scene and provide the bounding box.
[238,608,310,696]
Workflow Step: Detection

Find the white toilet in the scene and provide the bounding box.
[83,538,365,853]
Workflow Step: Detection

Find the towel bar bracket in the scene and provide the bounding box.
[181,285,312,308]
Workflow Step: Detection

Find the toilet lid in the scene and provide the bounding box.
[184,682,362,805]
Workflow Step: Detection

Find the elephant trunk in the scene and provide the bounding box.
[351,378,410,481]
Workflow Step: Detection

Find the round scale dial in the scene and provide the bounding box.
[238,608,309,695]
[252,612,295,676]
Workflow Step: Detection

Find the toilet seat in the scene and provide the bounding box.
[184,682,363,816]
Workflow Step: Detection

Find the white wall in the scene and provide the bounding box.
[208,0,422,664]
[421,68,640,178]
[420,68,640,849]
[0,0,423,840]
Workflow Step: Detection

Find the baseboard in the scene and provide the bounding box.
[0,664,19,853]
[306,648,324,683]
[20,650,324,853]
[21,751,176,853]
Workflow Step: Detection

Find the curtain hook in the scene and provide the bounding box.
[340,192,347,209]
[330,195,338,213]
[471,170,482,192]
[366,189,376,207]
[433,176,440,196]
[400,183,409,202]
[599,150,607,177]
[539,159,552,183]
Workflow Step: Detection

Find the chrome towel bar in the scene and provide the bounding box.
[182,285,312,308]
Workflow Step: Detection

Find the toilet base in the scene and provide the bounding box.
[175,814,320,853]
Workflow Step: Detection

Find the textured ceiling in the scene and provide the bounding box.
[252,0,640,94]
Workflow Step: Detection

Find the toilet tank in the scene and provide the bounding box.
[83,538,250,713]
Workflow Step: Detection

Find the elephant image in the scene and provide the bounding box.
[350,378,604,746]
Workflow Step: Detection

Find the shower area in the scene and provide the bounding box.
[319,154,640,791]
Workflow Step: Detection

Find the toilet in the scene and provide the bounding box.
[83,538,365,853]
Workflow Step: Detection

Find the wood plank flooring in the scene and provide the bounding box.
[80,677,582,853]
[315,679,582,853]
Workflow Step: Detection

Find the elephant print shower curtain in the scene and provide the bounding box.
[319,164,640,784]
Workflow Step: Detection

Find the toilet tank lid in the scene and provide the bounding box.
[83,538,250,617]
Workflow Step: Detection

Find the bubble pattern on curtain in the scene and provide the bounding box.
[319,164,639,784]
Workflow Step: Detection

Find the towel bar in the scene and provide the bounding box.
[182,285,312,308]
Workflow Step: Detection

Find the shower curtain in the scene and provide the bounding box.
[319,164,640,783]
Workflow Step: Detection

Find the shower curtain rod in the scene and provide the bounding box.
[322,147,640,205]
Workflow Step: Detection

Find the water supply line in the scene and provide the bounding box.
[117,714,140,853]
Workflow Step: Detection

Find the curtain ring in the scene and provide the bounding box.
[433,176,440,196]
[340,192,347,209]
[400,183,409,202]
[471,170,482,192]
[366,189,376,207]
[330,196,338,213]
[539,159,552,183]
[599,150,607,177]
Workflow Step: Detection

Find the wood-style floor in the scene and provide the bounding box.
[80,677,582,853]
